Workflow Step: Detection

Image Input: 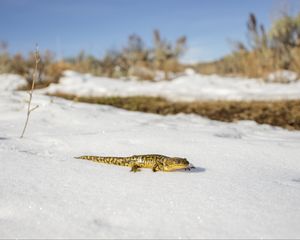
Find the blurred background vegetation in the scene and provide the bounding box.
[196,11,300,80]
[0,29,187,88]
[1,9,300,87]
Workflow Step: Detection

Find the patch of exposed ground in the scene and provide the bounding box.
[49,92,300,130]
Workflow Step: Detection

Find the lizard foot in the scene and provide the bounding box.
[184,166,196,171]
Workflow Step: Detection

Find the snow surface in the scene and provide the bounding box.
[0,74,27,91]
[266,70,299,83]
[1,74,300,238]
[44,70,300,101]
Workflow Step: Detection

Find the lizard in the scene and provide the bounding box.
[74,154,194,172]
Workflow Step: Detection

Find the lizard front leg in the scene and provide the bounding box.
[152,162,164,172]
[185,164,196,171]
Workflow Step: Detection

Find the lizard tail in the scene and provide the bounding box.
[74,155,129,166]
[74,155,104,162]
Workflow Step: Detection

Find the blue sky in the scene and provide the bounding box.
[0,0,299,62]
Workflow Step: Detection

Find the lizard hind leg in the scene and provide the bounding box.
[130,165,141,172]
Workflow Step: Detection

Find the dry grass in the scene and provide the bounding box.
[1,29,187,83]
[49,92,300,130]
[196,12,300,80]
[20,46,40,138]
[196,50,274,78]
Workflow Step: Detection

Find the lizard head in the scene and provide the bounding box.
[163,157,190,171]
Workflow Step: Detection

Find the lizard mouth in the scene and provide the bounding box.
[165,163,190,171]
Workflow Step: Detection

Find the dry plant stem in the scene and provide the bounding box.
[20,48,40,138]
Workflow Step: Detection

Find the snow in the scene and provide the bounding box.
[1,74,300,238]
[266,70,299,83]
[44,70,300,101]
[0,74,27,91]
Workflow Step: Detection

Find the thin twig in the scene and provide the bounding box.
[20,45,40,138]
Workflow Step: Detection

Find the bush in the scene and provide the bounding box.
[1,29,188,83]
[196,11,300,80]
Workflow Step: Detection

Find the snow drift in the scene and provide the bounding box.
[44,70,300,101]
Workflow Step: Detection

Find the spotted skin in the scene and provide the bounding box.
[74,154,191,172]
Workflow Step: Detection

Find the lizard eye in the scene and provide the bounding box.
[181,158,189,165]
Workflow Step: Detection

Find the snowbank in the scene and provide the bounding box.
[44,70,300,101]
[0,74,27,91]
[266,70,299,83]
[1,85,300,238]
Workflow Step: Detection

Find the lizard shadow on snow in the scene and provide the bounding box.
[0,137,9,140]
[175,166,206,174]
[292,178,300,183]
